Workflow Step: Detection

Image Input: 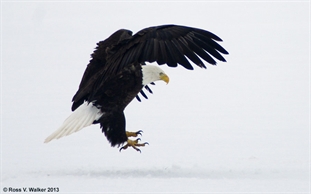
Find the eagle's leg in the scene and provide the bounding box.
[126,130,143,138]
[119,138,148,153]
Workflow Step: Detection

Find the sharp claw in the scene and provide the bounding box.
[136,130,143,136]
[134,148,141,153]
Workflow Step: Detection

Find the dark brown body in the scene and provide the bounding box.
[91,63,143,146]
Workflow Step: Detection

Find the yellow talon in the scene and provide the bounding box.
[125,130,143,138]
[119,138,148,153]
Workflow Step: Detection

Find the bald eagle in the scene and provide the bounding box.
[44,24,228,152]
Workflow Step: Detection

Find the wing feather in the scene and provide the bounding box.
[158,40,167,65]
[171,39,193,69]
[193,32,228,54]
[193,35,226,62]
[163,41,177,67]
[178,35,204,69]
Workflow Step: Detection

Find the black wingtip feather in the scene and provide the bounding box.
[136,95,141,102]
[145,85,153,94]
[140,90,148,99]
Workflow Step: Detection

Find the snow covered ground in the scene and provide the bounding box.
[1,1,310,193]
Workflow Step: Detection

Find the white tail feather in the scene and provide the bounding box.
[44,102,103,143]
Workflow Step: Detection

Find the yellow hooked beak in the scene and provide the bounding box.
[160,73,170,84]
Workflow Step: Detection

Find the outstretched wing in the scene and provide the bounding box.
[110,24,228,73]
[114,24,229,100]
[72,25,229,110]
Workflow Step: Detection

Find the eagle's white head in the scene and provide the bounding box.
[141,65,169,86]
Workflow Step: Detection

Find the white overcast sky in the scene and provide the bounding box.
[1,1,310,192]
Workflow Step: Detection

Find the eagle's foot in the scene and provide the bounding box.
[126,130,143,138]
[119,138,149,153]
